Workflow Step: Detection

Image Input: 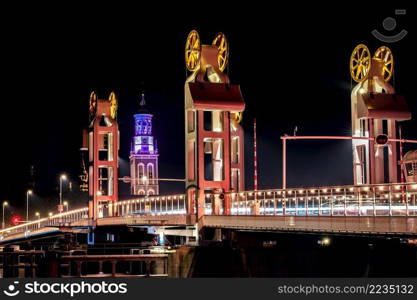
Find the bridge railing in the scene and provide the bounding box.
[223,183,417,217]
[97,194,187,218]
[0,208,89,240]
[1,183,416,240]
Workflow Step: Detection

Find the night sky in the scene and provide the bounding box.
[1,4,415,222]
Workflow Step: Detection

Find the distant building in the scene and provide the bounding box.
[130,94,159,195]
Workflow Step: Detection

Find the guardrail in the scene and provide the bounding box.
[1,183,416,240]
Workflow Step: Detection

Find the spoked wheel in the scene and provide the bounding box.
[185,30,201,71]
[374,46,394,82]
[350,44,371,82]
[89,91,97,118]
[232,112,243,124]
[212,32,228,72]
[109,92,118,119]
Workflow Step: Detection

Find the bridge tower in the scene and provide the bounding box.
[184,30,245,218]
[87,91,119,220]
[350,45,411,185]
[130,93,159,195]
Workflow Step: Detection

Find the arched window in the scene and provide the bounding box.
[147,163,154,183]
[148,189,155,195]
[139,190,145,195]
[138,163,145,182]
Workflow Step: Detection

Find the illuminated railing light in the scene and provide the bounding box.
[298,190,303,194]
[322,189,328,193]
[349,187,354,192]
[395,185,401,190]
[310,189,315,194]
[335,188,341,192]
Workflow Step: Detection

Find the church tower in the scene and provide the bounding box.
[130,94,159,195]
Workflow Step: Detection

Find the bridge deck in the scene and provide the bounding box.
[202,215,417,236]
[1,184,417,243]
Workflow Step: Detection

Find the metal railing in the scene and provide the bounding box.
[225,183,417,217]
[0,208,89,239]
[1,183,416,240]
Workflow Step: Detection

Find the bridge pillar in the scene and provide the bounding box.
[212,194,221,215]
[224,193,231,215]
[184,30,245,220]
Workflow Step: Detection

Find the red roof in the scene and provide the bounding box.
[188,82,245,111]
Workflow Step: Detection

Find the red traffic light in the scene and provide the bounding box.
[375,134,389,146]
[11,215,22,226]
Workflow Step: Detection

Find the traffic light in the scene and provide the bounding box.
[11,215,22,226]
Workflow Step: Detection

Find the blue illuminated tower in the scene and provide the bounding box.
[130,93,159,195]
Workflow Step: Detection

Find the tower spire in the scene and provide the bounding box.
[140,92,146,107]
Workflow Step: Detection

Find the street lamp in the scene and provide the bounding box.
[48,212,53,217]
[2,201,8,229]
[26,190,33,222]
[142,176,148,195]
[35,212,40,220]
[63,201,69,212]
[59,174,67,212]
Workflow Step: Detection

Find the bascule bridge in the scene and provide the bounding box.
[1,40,417,250]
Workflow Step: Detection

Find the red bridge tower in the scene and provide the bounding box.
[184,31,245,218]
[86,91,119,220]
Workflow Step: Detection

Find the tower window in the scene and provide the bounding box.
[204,138,224,181]
[148,163,155,183]
[138,163,145,181]
[187,110,195,133]
[232,137,239,164]
[99,132,114,161]
[203,111,223,132]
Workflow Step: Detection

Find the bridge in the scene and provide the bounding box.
[1,36,417,248]
[1,182,417,244]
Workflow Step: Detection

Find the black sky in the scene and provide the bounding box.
[1,4,415,221]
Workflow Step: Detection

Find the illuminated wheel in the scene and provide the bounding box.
[374,46,394,82]
[185,30,201,71]
[350,44,371,82]
[109,92,118,119]
[89,91,97,118]
[233,112,243,124]
[212,32,228,72]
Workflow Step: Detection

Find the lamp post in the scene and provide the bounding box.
[48,212,53,217]
[143,176,149,196]
[35,212,40,220]
[63,201,69,212]
[59,174,67,212]
[2,201,8,229]
[26,190,33,222]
